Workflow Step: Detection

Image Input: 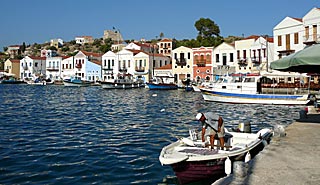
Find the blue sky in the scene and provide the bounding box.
[1,0,319,51]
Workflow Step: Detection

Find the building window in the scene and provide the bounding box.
[243,50,246,59]
[230,53,234,62]
[206,54,210,62]
[294,32,299,44]
[188,52,190,59]
[237,50,240,59]
[305,26,309,39]
[216,54,219,62]
[278,35,282,46]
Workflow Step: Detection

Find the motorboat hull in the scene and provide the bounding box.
[63,80,91,87]
[101,82,145,89]
[146,83,178,90]
[159,128,273,184]
[171,141,265,184]
[201,88,309,105]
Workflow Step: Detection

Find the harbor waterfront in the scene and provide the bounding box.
[0,85,304,184]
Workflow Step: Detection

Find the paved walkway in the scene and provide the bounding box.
[214,114,320,185]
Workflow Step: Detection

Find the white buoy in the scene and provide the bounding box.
[152,94,157,97]
[245,151,251,163]
[225,157,232,175]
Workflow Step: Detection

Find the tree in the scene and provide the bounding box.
[194,18,222,47]
[21,42,26,53]
[159,32,164,39]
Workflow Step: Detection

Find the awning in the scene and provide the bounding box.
[270,44,320,73]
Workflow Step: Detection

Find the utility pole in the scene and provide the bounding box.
[266,35,268,72]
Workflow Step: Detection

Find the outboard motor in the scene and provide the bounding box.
[237,121,252,133]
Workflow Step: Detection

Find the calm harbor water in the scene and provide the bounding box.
[0,84,303,184]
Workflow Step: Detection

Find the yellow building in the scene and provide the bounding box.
[4,59,21,78]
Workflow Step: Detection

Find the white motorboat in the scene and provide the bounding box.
[200,75,310,105]
[159,127,273,184]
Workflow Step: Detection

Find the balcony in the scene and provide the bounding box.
[196,60,206,67]
[23,65,28,70]
[47,67,59,71]
[75,63,82,68]
[251,57,261,66]
[102,66,113,71]
[303,34,320,45]
[135,67,145,72]
[238,58,248,66]
[175,58,187,66]
[119,68,127,73]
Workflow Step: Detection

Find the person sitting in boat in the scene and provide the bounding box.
[196,112,225,150]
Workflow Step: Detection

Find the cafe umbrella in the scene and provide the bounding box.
[270,44,320,73]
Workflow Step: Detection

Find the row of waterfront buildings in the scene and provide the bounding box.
[2,7,320,85]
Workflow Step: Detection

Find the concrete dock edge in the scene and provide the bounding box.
[213,114,320,185]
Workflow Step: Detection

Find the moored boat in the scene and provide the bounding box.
[101,74,145,89]
[159,127,273,184]
[1,78,26,84]
[63,76,91,87]
[200,75,311,105]
[146,77,178,90]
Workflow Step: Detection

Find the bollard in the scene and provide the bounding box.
[273,124,286,137]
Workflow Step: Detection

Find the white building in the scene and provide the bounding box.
[273,17,304,60]
[20,56,46,80]
[101,51,117,82]
[61,56,75,79]
[157,38,173,57]
[249,36,274,72]
[302,7,320,45]
[212,42,236,77]
[134,51,170,82]
[75,36,93,45]
[172,46,193,85]
[46,56,63,81]
[234,35,262,74]
[73,51,102,82]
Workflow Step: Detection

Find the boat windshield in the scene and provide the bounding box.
[244,77,256,83]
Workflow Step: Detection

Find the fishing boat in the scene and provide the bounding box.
[101,74,145,89]
[63,76,91,87]
[159,127,273,184]
[1,78,26,84]
[26,78,53,85]
[200,75,310,105]
[146,77,178,90]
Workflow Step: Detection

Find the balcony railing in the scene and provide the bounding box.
[238,58,248,66]
[175,58,187,66]
[196,60,206,67]
[75,63,82,68]
[47,67,59,71]
[303,34,320,44]
[102,66,113,71]
[119,68,127,73]
[135,67,145,72]
[251,57,261,63]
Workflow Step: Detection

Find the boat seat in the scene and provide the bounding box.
[214,133,233,148]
